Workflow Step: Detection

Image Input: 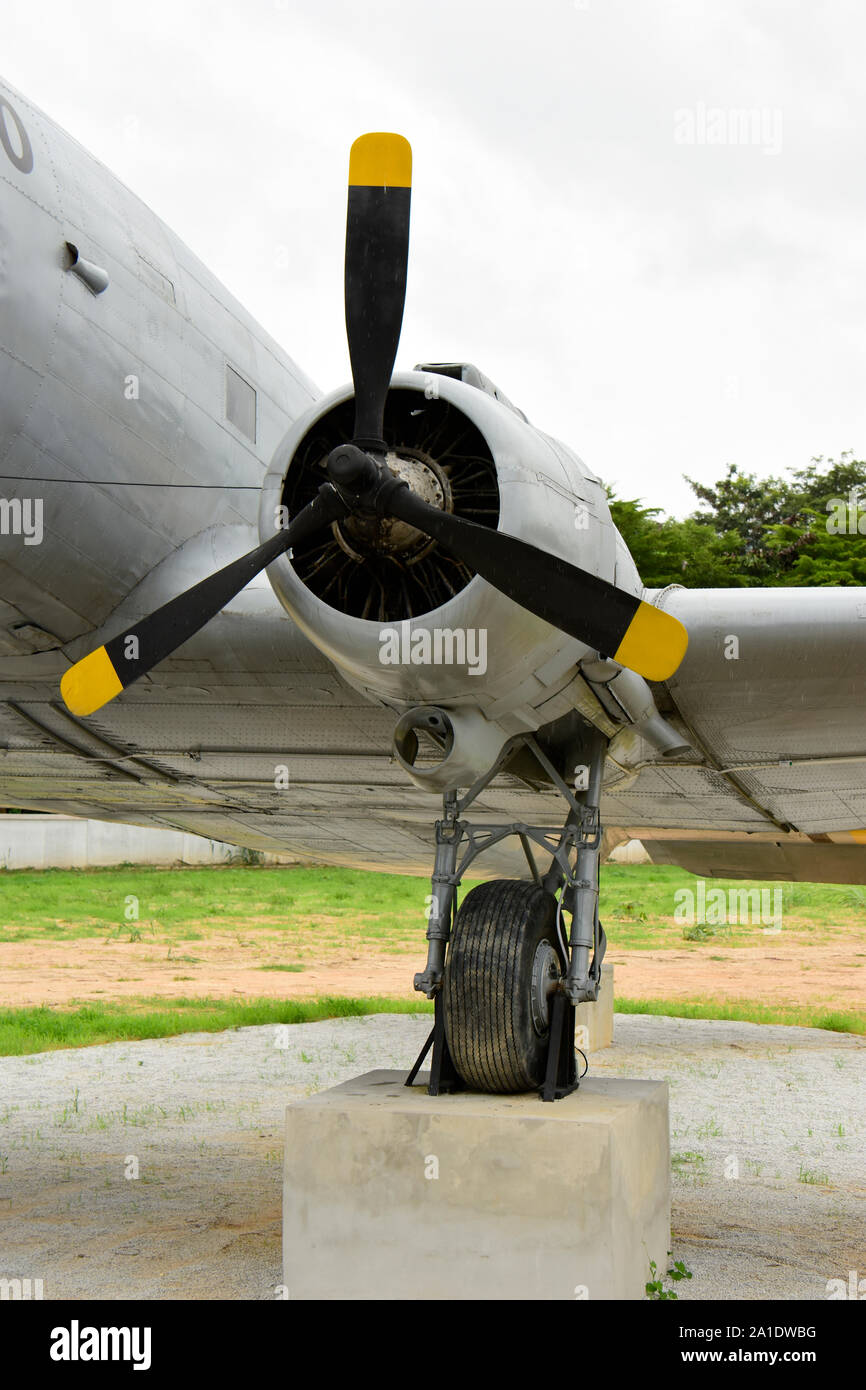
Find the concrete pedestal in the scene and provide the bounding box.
[576,962,614,1052]
[283,1068,669,1300]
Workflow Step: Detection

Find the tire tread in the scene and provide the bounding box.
[444,880,557,1092]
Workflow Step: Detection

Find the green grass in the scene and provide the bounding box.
[797,1163,831,1186]
[0,863,480,948]
[601,866,866,947]
[0,995,434,1056]
[671,1150,707,1175]
[616,996,866,1034]
[1,861,863,948]
[1,862,864,1053]
[0,990,859,1057]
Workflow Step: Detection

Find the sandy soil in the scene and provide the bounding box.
[0,936,864,1012]
[606,941,866,1011]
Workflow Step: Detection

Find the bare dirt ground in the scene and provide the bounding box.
[1,935,864,1013]
[606,941,866,1011]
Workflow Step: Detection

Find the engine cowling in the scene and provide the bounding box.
[259,368,641,739]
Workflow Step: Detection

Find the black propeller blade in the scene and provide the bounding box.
[344,133,411,450]
[388,476,683,678]
[60,486,347,717]
[326,444,687,681]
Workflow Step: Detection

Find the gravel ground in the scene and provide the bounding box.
[0,1013,862,1301]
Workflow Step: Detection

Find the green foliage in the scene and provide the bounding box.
[609,452,866,588]
[646,1254,693,1300]
[682,923,716,942]
[0,863,862,1050]
[3,862,863,953]
[0,862,479,945]
[607,496,738,587]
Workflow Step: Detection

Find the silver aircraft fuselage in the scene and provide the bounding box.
[0,76,316,651]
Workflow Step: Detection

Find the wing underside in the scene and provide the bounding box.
[2,587,864,883]
[607,586,866,881]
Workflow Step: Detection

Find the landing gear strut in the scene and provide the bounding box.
[406,729,608,1100]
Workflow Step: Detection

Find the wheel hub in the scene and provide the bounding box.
[530,939,561,1036]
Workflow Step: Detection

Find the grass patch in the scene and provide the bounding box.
[797,1163,831,1186]
[2,991,858,1058]
[0,863,462,946]
[682,924,717,942]
[0,995,433,1056]
[616,996,866,1034]
[0,862,863,950]
[671,1150,706,1175]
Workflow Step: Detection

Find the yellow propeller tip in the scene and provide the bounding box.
[613,603,689,683]
[349,133,412,188]
[60,646,123,717]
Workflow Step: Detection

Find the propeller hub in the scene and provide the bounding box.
[335,448,452,563]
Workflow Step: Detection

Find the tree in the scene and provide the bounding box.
[609,454,866,588]
[684,463,800,558]
[606,455,866,586]
[607,496,741,588]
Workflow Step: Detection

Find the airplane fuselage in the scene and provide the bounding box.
[0,76,317,656]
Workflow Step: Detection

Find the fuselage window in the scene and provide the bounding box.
[226,364,257,443]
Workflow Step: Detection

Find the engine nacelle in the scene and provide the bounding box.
[259,368,641,739]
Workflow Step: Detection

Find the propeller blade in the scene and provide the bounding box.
[385,484,688,681]
[60,486,347,718]
[345,133,412,449]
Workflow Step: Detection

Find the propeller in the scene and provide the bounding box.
[61,132,687,720]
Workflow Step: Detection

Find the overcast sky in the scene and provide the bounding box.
[4,0,865,515]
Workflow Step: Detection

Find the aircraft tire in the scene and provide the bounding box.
[443,879,563,1092]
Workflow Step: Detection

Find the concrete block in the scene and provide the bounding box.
[576,962,614,1052]
[284,1068,669,1300]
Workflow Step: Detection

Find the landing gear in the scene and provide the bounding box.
[406,727,608,1100]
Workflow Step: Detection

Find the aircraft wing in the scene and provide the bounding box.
[605,585,866,881]
[3,581,866,883]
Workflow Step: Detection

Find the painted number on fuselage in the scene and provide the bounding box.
[0,98,34,174]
